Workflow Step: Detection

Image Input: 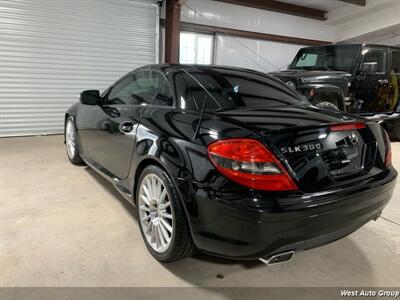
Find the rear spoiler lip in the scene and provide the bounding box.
[356,112,400,122]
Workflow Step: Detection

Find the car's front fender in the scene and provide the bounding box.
[297,83,346,110]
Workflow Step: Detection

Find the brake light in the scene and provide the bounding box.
[330,122,366,132]
[382,128,392,166]
[207,139,298,191]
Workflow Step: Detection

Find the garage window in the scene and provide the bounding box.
[179,32,214,64]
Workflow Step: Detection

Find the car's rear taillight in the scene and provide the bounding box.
[207,139,298,191]
[382,128,392,166]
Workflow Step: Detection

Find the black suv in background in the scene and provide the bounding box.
[270,44,400,139]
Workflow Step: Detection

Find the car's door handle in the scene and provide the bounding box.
[119,121,134,134]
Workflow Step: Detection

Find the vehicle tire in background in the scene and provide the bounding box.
[387,119,400,141]
[65,116,85,165]
[314,100,340,112]
[137,165,195,262]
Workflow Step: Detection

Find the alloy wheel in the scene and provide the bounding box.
[138,173,174,253]
[65,120,76,159]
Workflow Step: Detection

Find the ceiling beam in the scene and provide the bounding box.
[338,0,366,6]
[213,0,326,21]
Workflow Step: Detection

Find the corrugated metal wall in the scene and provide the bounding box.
[0,0,158,137]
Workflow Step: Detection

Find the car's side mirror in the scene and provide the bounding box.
[80,90,100,105]
[361,62,378,74]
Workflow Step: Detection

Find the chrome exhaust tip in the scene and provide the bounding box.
[259,251,294,265]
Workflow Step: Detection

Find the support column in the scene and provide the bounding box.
[165,0,183,63]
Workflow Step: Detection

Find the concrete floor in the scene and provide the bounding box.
[1,135,399,288]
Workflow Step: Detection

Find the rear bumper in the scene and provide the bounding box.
[184,168,397,260]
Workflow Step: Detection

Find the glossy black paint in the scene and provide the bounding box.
[66,64,397,260]
[270,43,400,115]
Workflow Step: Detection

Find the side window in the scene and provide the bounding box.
[363,48,386,73]
[391,51,400,74]
[152,83,173,106]
[107,75,135,105]
[151,72,173,106]
[173,70,220,111]
[391,51,400,112]
[107,70,172,106]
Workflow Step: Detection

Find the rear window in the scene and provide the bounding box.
[174,67,303,111]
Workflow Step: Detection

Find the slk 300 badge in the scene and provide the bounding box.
[281,143,322,154]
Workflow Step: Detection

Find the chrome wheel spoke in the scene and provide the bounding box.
[159,221,170,242]
[159,188,167,204]
[139,204,150,212]
[155,181,162,200]
[141,215,151,222]
[159,201,170,210]
[145,222,152,236]
[160,212,172,219]
[140,195,150,206]
[150,222,156,243]
[138,173,174,253]
[151,177,157,198]
[161,218,172,233]
[143,184,152,201]
[157,224,167,247]
[155,224,161,249]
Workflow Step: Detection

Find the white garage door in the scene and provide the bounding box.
[0,0,159,136]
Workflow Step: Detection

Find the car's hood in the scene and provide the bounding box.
[269,69,351,84]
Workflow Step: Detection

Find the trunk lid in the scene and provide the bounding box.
[216,105,388,193]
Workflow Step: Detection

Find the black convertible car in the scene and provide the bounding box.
[65,64,397,263]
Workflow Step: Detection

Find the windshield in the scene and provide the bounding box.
[174,67,305,111]
[290,45,360,72]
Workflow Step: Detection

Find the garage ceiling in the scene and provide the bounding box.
[278,0,348,11]
[213,0,365,21]
[0,0,159,137]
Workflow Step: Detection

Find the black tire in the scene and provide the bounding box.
[136,165,195,262]
[387,119,400,141]
[64,116,84,165]
[314,100,340,112]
